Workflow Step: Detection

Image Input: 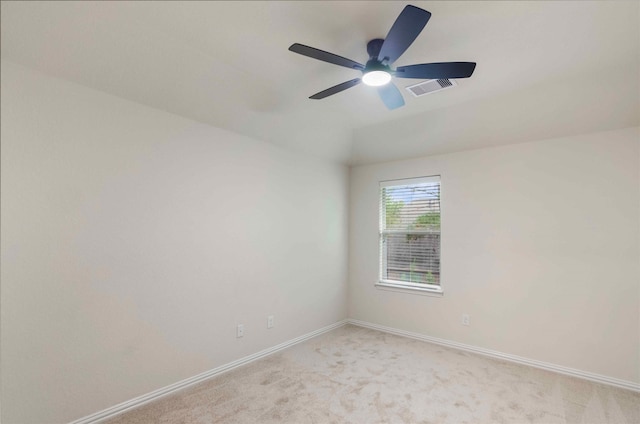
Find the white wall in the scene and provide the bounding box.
[2,57,638,424]
[0,62,349,424]
[349,127,640,384]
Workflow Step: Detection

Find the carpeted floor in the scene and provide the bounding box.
[105,324,639,423]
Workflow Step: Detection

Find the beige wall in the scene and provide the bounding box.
[349,127,640,384]
[0,62,349,424]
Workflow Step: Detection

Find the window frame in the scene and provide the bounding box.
[377,176,443,295]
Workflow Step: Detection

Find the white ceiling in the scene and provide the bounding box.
[2,1,638,165]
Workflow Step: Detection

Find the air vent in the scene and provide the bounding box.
[405,79,457,97]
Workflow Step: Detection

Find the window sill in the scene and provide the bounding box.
[375,281,444,297]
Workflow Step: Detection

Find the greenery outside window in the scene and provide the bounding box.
[379,176,441,292]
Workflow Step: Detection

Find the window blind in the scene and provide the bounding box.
[380,176,441,286]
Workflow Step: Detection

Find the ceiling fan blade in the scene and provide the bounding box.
[309,78,362,99]
[377,82,405,110]
[378,5,431,64]
[395,62,477,79]
[289,43,365,71]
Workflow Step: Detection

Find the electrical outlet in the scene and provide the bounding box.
[462,314,470,326]
[236,324,244,338]
[267,315,274,329]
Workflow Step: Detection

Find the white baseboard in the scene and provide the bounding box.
[70,320,348,424]
[70,317,638,423]
[347,319,640,393]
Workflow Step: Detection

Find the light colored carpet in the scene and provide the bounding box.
[105,324,639,423]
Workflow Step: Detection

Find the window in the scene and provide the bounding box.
[379,176,441,293]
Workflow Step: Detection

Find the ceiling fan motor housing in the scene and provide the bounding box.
[365,38,391,79]
[363,59,391,75]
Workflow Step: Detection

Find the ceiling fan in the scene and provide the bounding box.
[289,5,476,110]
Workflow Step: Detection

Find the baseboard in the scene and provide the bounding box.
[70,319,348,424]
[347,319,640,393]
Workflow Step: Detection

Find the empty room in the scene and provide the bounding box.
[1,1,638,423]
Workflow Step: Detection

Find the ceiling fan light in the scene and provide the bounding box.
[362,70,392,86]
